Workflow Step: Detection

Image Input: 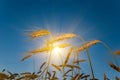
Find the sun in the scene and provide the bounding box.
[52,46,61,54]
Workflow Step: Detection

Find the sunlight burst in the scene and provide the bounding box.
[52,46,61,54]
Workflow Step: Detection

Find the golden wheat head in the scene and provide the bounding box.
[48,33,76,44]
[29,29,51,38]
[76,40,100,52]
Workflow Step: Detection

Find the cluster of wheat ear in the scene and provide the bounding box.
[0,29,120,80]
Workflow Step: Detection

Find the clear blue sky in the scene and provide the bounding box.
[0,0,120,79]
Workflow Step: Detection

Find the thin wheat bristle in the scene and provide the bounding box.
[29,29,51,38]
[76,40,100,52]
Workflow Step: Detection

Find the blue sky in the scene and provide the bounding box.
[0,0,120,79]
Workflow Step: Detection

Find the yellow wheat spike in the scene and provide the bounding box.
[22,43,70,61]
[48,33,76,44]
[29,29,51,38]
[29,47,50,54]
[76,40,100,52]
[21,46,51,61]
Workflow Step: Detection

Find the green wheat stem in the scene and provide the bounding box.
[77,35,95,79]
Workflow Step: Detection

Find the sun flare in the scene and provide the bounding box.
[52,46,61,54]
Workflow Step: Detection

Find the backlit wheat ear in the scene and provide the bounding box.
[48,33,76,44]
[76,40,100,52]
[115,50,120,55]
[0,72,9,79]
[29,29,51,38]
[21,46,49,61]
[57,43,70,48]
[29,47,50,54]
